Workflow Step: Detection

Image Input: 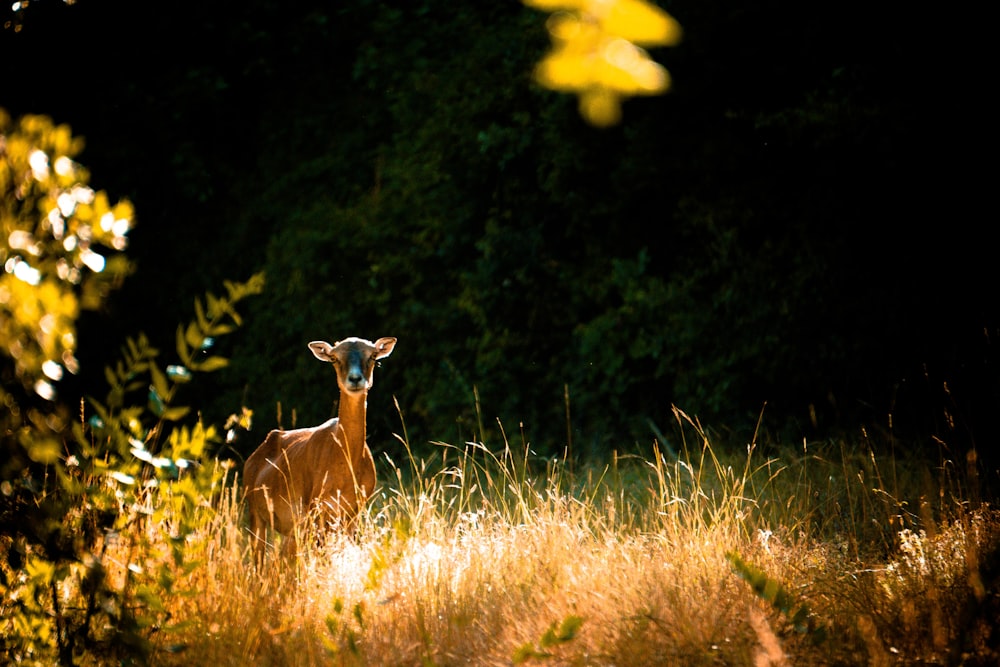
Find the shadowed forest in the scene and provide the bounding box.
[3,0,993,462]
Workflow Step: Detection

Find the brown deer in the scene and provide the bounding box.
[244,336,396,556]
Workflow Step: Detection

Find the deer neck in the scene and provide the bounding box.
[335,390,368,459]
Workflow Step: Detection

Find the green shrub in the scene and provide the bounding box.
[2,110,263,665]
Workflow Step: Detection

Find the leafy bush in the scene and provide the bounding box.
[1,110,262,665]
[1,272,262,664]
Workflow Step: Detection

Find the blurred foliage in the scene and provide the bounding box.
[2,110,133,470]
[524,0,682,126]
[1,109,263,664]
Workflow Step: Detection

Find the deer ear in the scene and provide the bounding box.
[374,337,397,359]
[308,341,335,362]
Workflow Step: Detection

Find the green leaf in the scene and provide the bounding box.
[149,363,170,402]
[193,297,209,334]
[352,602,365,629]
[791,605,810,630]
[537,615,583,648]
[176,325,192,365]
[191,356,228,372]
[184,321,204,351]
[148,387,166,416]
[127,336,141,363]
[135,584,166,612]
[726,551,819,635]
[207,323,235,337]
[513,643,549,663]
[162,406,191,422]
[555,615,583,641]
[27,438,61,464]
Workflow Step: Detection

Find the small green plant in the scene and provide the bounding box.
[513,615,584,663]
[726,550,826,642]
[322,597,365,660]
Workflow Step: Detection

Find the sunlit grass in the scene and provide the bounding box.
[86,409,1000,665]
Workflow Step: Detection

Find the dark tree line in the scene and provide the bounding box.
[3,0,994,465]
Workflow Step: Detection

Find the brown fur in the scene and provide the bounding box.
[243,336,396,556]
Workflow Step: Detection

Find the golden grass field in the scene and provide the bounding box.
[6,410,1000,665]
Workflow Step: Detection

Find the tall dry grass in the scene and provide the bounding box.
[100,410,998,666]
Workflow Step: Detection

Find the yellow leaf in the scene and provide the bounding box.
[579,89,623,127]
[162,406,191,422]
[192,356,229,372]
[535,50,593,92]
[28,438,62,465]
[545,12,599,47]
[601,0,683,46]
[185,322,204,350]
[595,39,669,94]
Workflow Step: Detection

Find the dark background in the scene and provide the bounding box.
[3,0,995,470]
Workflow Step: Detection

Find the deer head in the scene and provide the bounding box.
[308,336,397,394]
